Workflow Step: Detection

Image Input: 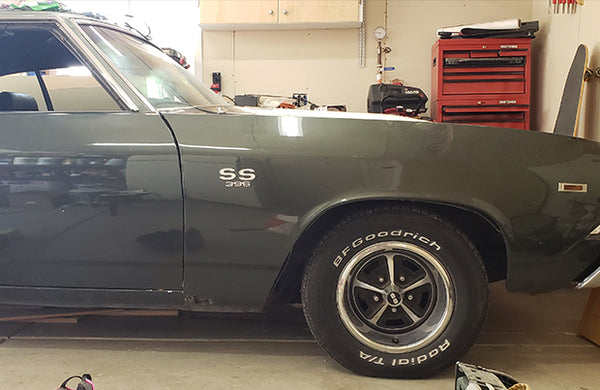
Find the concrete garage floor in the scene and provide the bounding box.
[0,282,598,389]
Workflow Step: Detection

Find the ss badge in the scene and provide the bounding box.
[219,168,256,188]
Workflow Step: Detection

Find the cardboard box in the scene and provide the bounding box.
[579,288,600,346]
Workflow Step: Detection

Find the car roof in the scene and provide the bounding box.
[0,10,124,30]
[1,10,71,19]
[0,10,150,43]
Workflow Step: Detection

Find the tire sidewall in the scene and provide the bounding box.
[302,209,488,378]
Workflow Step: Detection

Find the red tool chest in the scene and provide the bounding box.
[431,38,531,130]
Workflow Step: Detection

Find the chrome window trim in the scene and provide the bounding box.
[58,18,145,112]
[71,19,157,112]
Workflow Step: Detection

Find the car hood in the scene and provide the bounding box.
[162,104,425,123]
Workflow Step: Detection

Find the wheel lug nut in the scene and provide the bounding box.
[391,308,397,313]
[373,295,380,302]
[407,295,413,301]
[378,277,385,283]
[400,276,406,282]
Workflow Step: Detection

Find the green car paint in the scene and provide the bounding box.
[0,11,598,313]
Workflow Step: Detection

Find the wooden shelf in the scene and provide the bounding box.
[200,21,361,31]
[199,0,362,30]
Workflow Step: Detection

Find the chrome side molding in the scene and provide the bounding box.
[576,266,600,289]
[589,224,600,236]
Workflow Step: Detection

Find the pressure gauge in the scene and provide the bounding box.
[374,26,386,40]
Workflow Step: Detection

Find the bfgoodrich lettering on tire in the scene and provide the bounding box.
[301,207,488,378]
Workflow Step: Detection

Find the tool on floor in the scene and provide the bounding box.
[455,362,531,390]
[56,374,94,390]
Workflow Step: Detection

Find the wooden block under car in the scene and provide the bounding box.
[579,287,600,346]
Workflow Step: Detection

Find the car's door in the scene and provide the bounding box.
[0,22,183,290]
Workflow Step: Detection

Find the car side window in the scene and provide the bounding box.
[0,25,120,112]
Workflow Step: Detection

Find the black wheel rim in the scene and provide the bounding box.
[336,242,454,354]
[350,250,436,333]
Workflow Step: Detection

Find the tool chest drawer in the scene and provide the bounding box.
[431,98,530,130]
[431,38,532,129]
[432,38,531,98]
[442,76,525,95]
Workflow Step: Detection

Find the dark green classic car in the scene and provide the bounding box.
[0,11,599,379]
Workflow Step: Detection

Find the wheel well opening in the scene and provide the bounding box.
[264,200,507,309]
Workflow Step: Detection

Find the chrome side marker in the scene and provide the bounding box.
[558,183,588,193]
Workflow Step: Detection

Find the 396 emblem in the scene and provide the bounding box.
[219,168,256,188]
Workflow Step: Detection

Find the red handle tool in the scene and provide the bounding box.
[558,0,565,13]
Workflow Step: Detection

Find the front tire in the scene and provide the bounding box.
[301,207,488,378]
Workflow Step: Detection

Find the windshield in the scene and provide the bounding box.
[80,24,225,109]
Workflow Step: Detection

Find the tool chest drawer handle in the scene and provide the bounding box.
[442,106,529,113]
[444,57,525,67]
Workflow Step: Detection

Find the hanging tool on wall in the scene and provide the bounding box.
[551,0,583,14]
[210,72,221,94]
[162,48,190,69]
[374,26,391,83]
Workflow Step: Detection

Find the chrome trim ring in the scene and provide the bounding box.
[336,242,454,354]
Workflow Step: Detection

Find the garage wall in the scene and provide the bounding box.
[531,0,599,139]
[200,0,386,112]
[201,0,532,112]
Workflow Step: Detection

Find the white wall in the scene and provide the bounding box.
[201,0,532,112]
[531,0,599,139]
[201,0,386,111]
